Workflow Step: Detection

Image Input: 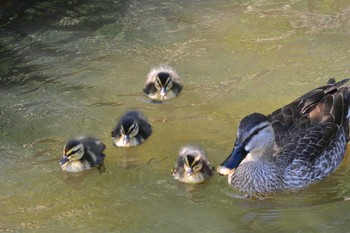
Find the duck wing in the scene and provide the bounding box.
[84,137,106,165]
[132,111,152,138]
[269,79,350,167]
[268,79,349,148]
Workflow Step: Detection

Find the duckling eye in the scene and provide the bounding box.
[192,161,203,172]
[128,122,139,137]
[192,160,200,167]
[164,78,173,90]
[120,125,126,135]
[155,77,163,89]
[67,148,81,156]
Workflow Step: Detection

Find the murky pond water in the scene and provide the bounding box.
[1,0,350,232]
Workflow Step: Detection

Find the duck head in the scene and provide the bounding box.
[118,118,139,146]
[217,113,275,175]
[60,140,84,165]
[154,72,173,99]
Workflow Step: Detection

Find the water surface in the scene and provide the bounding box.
[1,0,350,232]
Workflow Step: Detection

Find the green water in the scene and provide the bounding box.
[1,0,350,232]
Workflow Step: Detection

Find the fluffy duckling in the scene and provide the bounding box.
[111,110,152,147]
[59,136,106,172]
[143,65,183,101]
[172,146,214,184]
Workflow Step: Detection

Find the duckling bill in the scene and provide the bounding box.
[143,65,183,101]
[111,110,152,147]
[172,146,213,184]
[217,78,350,198]
[60,136,106,172]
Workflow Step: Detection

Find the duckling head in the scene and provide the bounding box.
[217,113,275,176]
[154,72,173,99]
[60,140,84,166]
[182,154,203,177]
[172,146,212,184]
[144,65,182,101]
[116,117,139,146]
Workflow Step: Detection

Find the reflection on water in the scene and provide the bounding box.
[1,0,350,232]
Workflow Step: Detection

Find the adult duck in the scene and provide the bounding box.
[217,79,350,198]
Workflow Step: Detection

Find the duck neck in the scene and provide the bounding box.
[230,143,283,195]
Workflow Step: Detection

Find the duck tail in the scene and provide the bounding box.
[306,79,350,126]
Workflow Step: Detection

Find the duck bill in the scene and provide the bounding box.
[160,87,167,97]
[217,143,248,176]
[59,156,69,165]
[185,169,194,177]
[123,135,130,145]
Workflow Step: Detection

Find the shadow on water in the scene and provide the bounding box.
[0,0,129,93]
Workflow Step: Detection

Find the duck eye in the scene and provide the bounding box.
[155,77,162,88]
[120,125,125,135]
[164,78,170,86]
[128,122,139,137]
[67,148,80,156]
[192,160,200,167]
[242,124,270,146]
[165,78,173,89]
[252,129,260,136]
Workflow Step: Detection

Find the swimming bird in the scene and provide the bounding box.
[111,110,152,147]
[60,136,106,172]
[217,79,350,198]
[172,146,214,184]
[143,65,183,101]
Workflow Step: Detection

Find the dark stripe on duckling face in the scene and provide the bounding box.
[184,155,203,176]
[66,147,82,156]
[62,143,84,163]
[64,140,80,154]
[120,121,139,145]
[155,72,173,96]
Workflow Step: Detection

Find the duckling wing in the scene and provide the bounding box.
[83,137,106,165]
[138,120,152,139]
[134,111,152,138]
[83,137,106,153]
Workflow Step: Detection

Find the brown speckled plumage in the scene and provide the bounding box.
[218,79,350,198]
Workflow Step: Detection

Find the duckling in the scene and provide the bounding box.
[172,146,214,184]
[217,79,350,198]
[111,110,152,147]
[143,65,183,101]
[59,136,106,172]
